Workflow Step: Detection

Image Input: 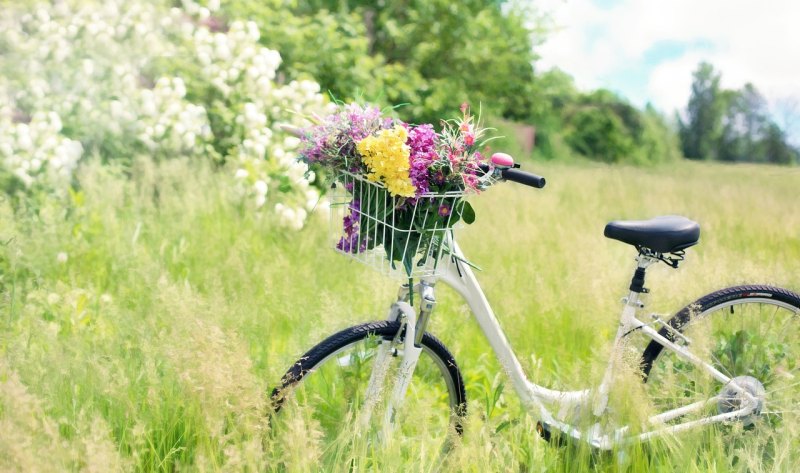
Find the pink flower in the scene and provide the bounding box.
[464,132,475,146]
[460,102,469,114]
[448,151,461,167]
[463,173,479,191]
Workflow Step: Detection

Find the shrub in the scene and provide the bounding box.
[0,0,330,227]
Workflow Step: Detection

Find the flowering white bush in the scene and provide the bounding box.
[0,109,82,189]
[180,15,332,216]
[135,77,213,155]
[0,0,330,228]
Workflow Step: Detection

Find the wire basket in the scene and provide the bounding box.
[330,171,466,279]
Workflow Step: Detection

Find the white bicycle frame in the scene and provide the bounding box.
[367,237,766,450]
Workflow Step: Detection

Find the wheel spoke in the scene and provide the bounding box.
[271,320,464,462]
[765,380,800,396]
[642,287,800,464]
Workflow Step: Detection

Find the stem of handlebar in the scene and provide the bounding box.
[478,163,546,189]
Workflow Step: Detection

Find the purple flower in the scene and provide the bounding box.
[297,104,391,169]
[336,199,366,254]
[407,124,437,196]
[433,169,446,186]
[438,204,451,217]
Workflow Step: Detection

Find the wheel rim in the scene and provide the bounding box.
[271,334,461,456]
[645,298,800,463]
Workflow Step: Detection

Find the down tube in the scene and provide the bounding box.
[437,244,587,422]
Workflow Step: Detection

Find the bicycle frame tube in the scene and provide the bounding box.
[363,300,421,434]
[434,241,590,425]
[426,239,761,447]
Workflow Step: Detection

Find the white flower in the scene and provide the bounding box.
[305,188,319,210]
[182,132,196,148]
[252,143,265,157]
[283,136,301,149]
[0,0,329,218]
[287,161,309,183]
[274,203,306,230]
[246,21,260,41]
[172,78,186,98]
[56,252,68,264]
[81,59,95,76]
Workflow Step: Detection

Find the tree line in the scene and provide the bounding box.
[679,62,799,164]
[220,0,797,166]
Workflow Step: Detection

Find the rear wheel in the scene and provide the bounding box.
[270,320,466,458]
[641,285,800,466]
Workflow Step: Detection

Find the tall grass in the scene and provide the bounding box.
[1,157,798,471]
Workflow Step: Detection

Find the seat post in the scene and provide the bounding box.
[629,250,659,294]
[630,266,648,293]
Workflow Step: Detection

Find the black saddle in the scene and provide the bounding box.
[604,216,700,253]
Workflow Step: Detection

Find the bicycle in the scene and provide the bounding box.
[269,152,800,456]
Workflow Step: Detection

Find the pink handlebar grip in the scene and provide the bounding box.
[491,152,514,167]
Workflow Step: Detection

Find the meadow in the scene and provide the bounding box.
[1,157,798,472]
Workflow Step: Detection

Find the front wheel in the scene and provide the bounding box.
[270,320,466,457]
[641,285,800,465]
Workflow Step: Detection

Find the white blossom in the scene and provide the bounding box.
[0,0,329,230]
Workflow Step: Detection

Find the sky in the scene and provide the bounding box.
[534,0,800,142]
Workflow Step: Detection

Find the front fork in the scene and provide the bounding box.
[360,281,438,435]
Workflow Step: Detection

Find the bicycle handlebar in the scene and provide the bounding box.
[500,167,546,189]
[478,162,547,189]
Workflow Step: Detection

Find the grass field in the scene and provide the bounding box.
[1,157,798,471]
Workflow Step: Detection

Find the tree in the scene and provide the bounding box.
[761,122,800,165]
[679,62,725,160]
[222,0,541,125]
[717,89,747,162]
[564,90,635,163]
[562,90,680,164]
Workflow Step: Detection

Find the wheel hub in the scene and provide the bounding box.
[717,376,766,425]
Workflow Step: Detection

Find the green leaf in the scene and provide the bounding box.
[460,201,475,225]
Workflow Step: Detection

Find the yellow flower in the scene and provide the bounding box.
[356,125,415,197]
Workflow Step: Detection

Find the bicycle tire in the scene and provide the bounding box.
[640,285,800,465]
[270,320,467,445]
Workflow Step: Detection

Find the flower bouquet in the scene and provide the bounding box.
[298,103,489,277]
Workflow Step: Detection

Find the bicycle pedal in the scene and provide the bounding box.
[536,421,566,446]
[535,421,550,440]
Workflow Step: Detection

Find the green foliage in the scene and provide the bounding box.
[563,90,680,164]
[220,0,538,125]
[680,62,799,164]
[219,0,689,165]
[220,0,385,101]
[761,122,800,165]
[679,62,724,161]
[566,103,634,164]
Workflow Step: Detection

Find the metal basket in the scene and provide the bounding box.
[330,171,466,279]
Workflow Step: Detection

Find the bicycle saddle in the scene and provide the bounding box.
[604,216,700,253]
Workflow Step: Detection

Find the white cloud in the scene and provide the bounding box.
[536,0,800,117]
[647,53,704,116]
